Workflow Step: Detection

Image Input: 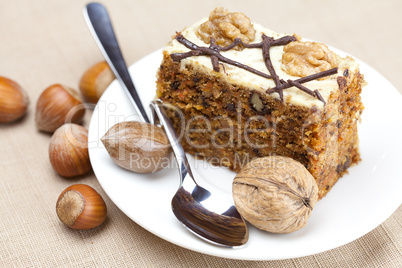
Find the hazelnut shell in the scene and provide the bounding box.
[49,123,91,177]
[56,184,107,229]
[35,84,85,133]
[79,61,115,103]
[0,76,29,123]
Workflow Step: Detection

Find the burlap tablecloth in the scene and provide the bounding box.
[1,0,401,267]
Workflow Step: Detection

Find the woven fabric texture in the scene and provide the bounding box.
[0,0,401,267]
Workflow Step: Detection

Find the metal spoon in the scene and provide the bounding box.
[83,2,149,123]
[83,2,248,247]
[150,100,248,247]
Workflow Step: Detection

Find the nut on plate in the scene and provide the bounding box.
[49,123,91,177]
[35,84,85,133]
[232,156,318,233]
[0,76,29,123]
[79,61,115,103]
[56,184,107,230]
[101,121,171,173]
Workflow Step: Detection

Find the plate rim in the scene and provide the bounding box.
[88,47,402,261]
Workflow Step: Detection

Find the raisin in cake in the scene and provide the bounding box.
[156,7,365,199]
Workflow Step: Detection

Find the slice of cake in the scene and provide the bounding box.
[156,7,365,199]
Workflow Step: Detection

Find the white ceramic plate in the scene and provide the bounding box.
[88,48,402,260]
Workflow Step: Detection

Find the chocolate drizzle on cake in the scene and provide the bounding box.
[171,34,273,79]
[266,68,338,103]
[171,33,338,105]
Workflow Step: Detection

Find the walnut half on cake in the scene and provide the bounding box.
[156,7,365,199]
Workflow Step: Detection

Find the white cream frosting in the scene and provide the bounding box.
[163,18,360,109]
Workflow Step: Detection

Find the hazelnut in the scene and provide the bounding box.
[49,123,91,177]
[35,84,85,133]
[101,121,171,173]
[0,76,29,123]
[79,61,115,103]
[56,184,107,230]
[232,156,318,233]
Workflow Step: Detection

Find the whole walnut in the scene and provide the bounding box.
[197,7,256,48]
[232,156,318,233]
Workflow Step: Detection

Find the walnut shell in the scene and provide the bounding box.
[232,156,318,233]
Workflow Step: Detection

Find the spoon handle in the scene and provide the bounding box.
[83,2,150,123]
[150,100,194,184]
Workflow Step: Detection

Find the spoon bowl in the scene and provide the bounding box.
[150,100,249,247]
[171,181,249,247]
